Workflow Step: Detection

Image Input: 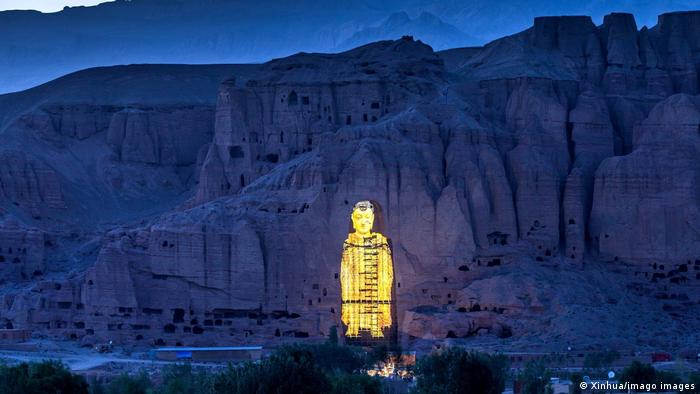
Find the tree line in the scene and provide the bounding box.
[2,344,699,394]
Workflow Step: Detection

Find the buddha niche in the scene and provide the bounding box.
[340,200,394,340]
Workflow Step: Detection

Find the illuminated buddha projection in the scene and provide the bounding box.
[341,200,394,341]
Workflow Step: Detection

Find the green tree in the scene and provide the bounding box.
[328,325,339,345]
[366,343,403,369]
[301,343,366,373]
[212,346,331,394]
[413,348,508,394]
[583,350,620,370]
[620,361,656,388]
[654,370,680,388]
[518,361,552,394]
[0,361,88,394]
[94,372,151,394]
[688,372,700,394]
[328,371,382,394]
[158,363,213,394]
[569,373,583,394]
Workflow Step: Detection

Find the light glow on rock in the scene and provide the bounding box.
[340,201,394,339]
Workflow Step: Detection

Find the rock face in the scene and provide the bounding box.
[105,106,214,166]
[0,151,66,216]
[590,94,700,263]
[19,104,215,166]
[0,218,45,282]
[1,13,700,352]
[194,39,444,204]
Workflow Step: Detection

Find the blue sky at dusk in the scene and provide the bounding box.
[0,1,108,12]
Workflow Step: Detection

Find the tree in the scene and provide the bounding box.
[212,346,332,394]
[583,350,620,370]
[302,343,366,373]
[518,361,552,394]
[688,372,700,394]
[92,372,151,394]
[413,348,508,394]
[620,361,656,387]
[327,371,382,394]
[158,364,213,394]
[569,373,583,394]
[328,325,339,345]
[0,361,88,394]
[366,343,403,369]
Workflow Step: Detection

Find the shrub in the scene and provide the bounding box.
[569,373,583,394]
[688,372,700,394]
[328,325,339,345]
[0,360,88,394]
[620,361,656,387]
[328,371,382,394]
[212,346,331,394]
[583,350,620,370]
[618,361,686,392]
[92,372,151,394]
[518,361,551,394]
[366,343,402,369]
[299,342,366,373]
[158,363,213,394]
[413,348,508,394]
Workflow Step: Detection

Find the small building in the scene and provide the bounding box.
[0,329,31,342]
[550,378,572,394]
[155,346,263,362]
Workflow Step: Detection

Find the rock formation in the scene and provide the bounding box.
[0,12,699,352]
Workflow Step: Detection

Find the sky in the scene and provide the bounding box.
[0,0,108,12]
[0,0,697,94]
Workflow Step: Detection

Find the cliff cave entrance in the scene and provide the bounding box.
[340,200,396,346]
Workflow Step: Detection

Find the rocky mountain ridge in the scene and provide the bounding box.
[0,11,699,353]
[1,0,697,93]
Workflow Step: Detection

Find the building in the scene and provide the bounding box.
[550,378,572,394]
[154,346,263,362]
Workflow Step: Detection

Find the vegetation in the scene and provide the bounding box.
[688,372,700,394]
[620,361,657,387]
[328,371,383,394]
[212,345,332,394]
[367,343,403,368]
[89,343,378,394]
[412,348,509,394]
[569,373,584,394]
[299,342,366,373]
[617,361,688,392]
[583,350,620,370]
[0,361,88,394]
[90,371,151,394]
[328,325,339,345]
[517,361,552,394]
[14,347,700,394]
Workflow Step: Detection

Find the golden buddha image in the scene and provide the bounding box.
[340,200,394,339]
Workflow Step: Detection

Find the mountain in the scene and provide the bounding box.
[0,0,697,93]
[1,11,699,353]
[337,11,479,51]
[0,63,255,230]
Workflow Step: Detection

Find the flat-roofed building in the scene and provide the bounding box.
[154,346,263,362]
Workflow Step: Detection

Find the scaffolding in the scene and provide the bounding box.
[360,241,380,337]
[341,232,395,345]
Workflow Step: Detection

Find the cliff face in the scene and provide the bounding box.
[194,39,444,204]
[1,13,700,352]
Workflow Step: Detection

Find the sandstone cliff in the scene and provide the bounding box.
[1,13,699,352]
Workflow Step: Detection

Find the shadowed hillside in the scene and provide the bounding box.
[0,10,699,355]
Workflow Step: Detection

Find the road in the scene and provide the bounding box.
[0,350,230,371]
